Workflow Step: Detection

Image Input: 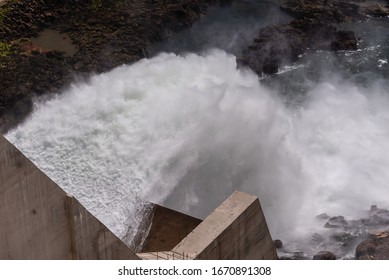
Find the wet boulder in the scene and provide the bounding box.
[355,232,389,260]
[316,213,330,221]
[312,232,325,244]
[330,232,359,248]
[238,23,305,76]
[263,62,279,75]
[274,239,283,249]
[239,13,358,75]
[313,251,336,260]
[360,3,389,18]
[330,30,358,51]
[324,215,348,228]
[281,0,365,23]
[369,205,389,217]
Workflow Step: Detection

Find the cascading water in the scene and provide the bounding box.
[4,2,389,258]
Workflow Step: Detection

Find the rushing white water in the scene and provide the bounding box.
[5,50,389,251]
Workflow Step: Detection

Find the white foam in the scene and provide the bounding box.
[378,59,388,67]
[6,50,389,247]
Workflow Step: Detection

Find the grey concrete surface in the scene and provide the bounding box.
[1,135,276,260]
[138,191,277,260]
[173,191,277,260]
[0,136,138,259]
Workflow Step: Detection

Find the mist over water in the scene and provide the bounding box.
[6,48,389,244]
[5,2,389,257]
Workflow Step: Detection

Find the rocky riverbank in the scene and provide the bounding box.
[275,205,389,259]
[2,1,388,131]
[239,0,389,75]
[0,0,230,133]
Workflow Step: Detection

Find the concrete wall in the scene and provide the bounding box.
[1,135,277,260]
[0,136,138,259]
[173,191,277,260]
[140,204,201,253]
[139,191,277,260]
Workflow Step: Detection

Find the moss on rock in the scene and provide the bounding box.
[0,42,12,57]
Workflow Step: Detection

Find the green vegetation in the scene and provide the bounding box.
[0,42,12,57]
[0,5,12,25]
[0,0,16,25]
[90,0,104,11]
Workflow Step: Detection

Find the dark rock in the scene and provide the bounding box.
[360,3,389,18]
[238,23,305,75]
[12,98,33,116]
[316,213,330,221]
[281,0,366,23]
[312,233,325,244]
[274,239,283,249]
[369,205,389,217]
[239,0,367,75]
[263,62,279,75]
[282,205,389,259]
[313,251,336,260]
[323,216,349,229]
[370,205,379,214]
[293,251,306,259]
[359,206,389,228]
[362,215,388,227]
[329,216,348,226]
[331,30,358,51]
[324,222,338,228]
[0,0,229,133]
[330,232,358,247]
[356,232,389,260]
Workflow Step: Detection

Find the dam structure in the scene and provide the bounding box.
[0,135,277,259]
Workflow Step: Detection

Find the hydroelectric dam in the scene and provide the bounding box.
[0,135,277,259]
[2,0,389,261]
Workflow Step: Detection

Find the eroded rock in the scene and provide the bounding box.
[239,0,362,76]
[281,0,366,23]
[274,239,283,249]
[239,21,358,75]
[0,0,230,133]
[313,251,336,260]
[356,232,389,260]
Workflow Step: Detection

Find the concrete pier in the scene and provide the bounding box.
[0,136,138,259]
[175,191,277,259]
[1,135,277,259]
[138,191,277,260]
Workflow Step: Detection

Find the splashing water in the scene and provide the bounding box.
[5,49,389,255]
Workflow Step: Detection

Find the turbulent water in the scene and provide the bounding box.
[5,3,389,257]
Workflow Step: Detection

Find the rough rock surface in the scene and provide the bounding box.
[238,21,358,75]
[313,251,337,260]
[239,0,389,76]
[0,0,230,133]
[2,0,388,131]
[274,239,283,249]
[277,205,389,259]
[281,0,389,21]
[355,232,389,260]
[280,0,365,23]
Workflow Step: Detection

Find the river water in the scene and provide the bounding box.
[5,1,389,258]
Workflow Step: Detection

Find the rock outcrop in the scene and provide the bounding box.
[239,0,389,76]
[0,0,230,133]
[356,231,389,260]
[313,251,337,260]
[238,21,358,75]
[280,0,365,23]
[281,0,389,21]
[278,205,389,259]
